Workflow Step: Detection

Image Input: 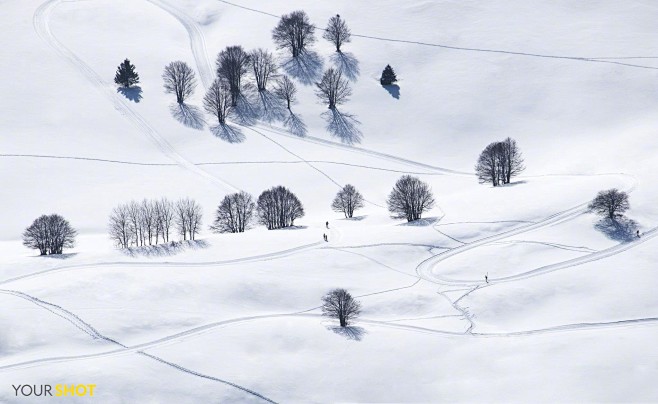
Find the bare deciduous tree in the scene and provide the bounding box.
[321,288,361,327]
[323,14,351,53]
[23,214,77,255]
[588,189,630,220]
[175,198,203,241]
[156,198,174,243]
[163,61,197,104]
[272,10,316,58]
[273,75,298,110]
[250,49,277,92]
[256,186,305,230]
[315,68,351,110]
[203,78,233,124]
[387,175,436,222]
[109,203,133,249]
[475,137,525,186]
[216,46,250,106]
[210,191,255,233]
[331,184,364,218]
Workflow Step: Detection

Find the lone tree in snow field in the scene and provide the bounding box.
[273,75,298,110]
[322,288,361,327]
[23,214,77,255]
[387,175,436,222]
[250,48,278,92]
[315,68,352,110]
[323,14,351,53]
[210,191,256,233]
[331,184,364,218]
[256,186,305,230]
[203,79,233,125]
[216,46,251,106]
[114,58,140,88]
[272,10,316,58]
[475,137,525,186]
[162,61,197,104]
[380,64,397,85]
[588,189,630,220]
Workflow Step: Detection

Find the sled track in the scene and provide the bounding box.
[33,0,238,193]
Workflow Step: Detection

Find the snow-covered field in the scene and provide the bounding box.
[1,0,657,402]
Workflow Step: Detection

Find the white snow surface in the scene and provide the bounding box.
[1,0,657,402]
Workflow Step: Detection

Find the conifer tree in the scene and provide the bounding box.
[114,58,140,88]
[380,64,397,85]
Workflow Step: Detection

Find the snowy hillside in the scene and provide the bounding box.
[1,0,657,402]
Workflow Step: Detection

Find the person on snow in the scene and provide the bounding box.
[485,274,489,284]
[637,230,641,238]
[326,221,329,229]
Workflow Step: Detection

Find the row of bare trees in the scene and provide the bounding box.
[108,198,202,249]
[273,11,352,57]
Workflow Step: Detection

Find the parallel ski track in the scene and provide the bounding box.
[33,0,238,193]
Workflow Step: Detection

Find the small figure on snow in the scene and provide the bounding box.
[326,221,329,229]
[323,233,327,242]
[637,230,641,238]
[485,274,488,284]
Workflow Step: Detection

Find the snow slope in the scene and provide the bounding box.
[1,0,657,402]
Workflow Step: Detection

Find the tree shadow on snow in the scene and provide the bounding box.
[398,217,440,227]
[32,252,78,260]
[327,325,367,341]
[321,109,362,145]
[169,103,205,130]
[594,217,639,243]
[281,50,323,86]
[342,215,367,221]
[123,239,210,257]
[232,91,261,126]
[258,90,287,123]
[382,84,400,99]
[117,86,143,103]
[283,112,308,137]
[329,52,360,81]
[210,123,245,144]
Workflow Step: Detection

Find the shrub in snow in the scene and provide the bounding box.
[23,214,76,255]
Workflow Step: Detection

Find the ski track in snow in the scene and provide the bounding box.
[33,0,238,193]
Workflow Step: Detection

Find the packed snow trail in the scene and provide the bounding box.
[33,0,238,193]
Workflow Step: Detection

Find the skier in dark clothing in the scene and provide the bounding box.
[485,274,488,284]
[637,230,641,238]
[326,221,329,229]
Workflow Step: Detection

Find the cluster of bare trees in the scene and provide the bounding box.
[387,176,436,222]
[272,10,316,58]
[23,214,77,255]
[315,68,352,110]
[475,137,525,186]
[257,186,305,230]
[108,198,202,249]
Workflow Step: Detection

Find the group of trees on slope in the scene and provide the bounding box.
[108,198,202,249]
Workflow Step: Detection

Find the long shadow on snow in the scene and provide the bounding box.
[329,52,360,81]
[258,90,287,123]
[169,103,205,130]
[123,240,210,257]
[382,84,400,99]
[210,123,245,143]
[321,109,362,145]
[117,86,143,103]
[594,217,639,243]
[283,112,308,137]
[281,51,323,86]
[328,325,367,341]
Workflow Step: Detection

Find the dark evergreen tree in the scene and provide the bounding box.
[114,58,140,88]
[380,64,397,85]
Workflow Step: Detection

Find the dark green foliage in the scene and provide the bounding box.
[114,58,140,88]
[380,64,397,85]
